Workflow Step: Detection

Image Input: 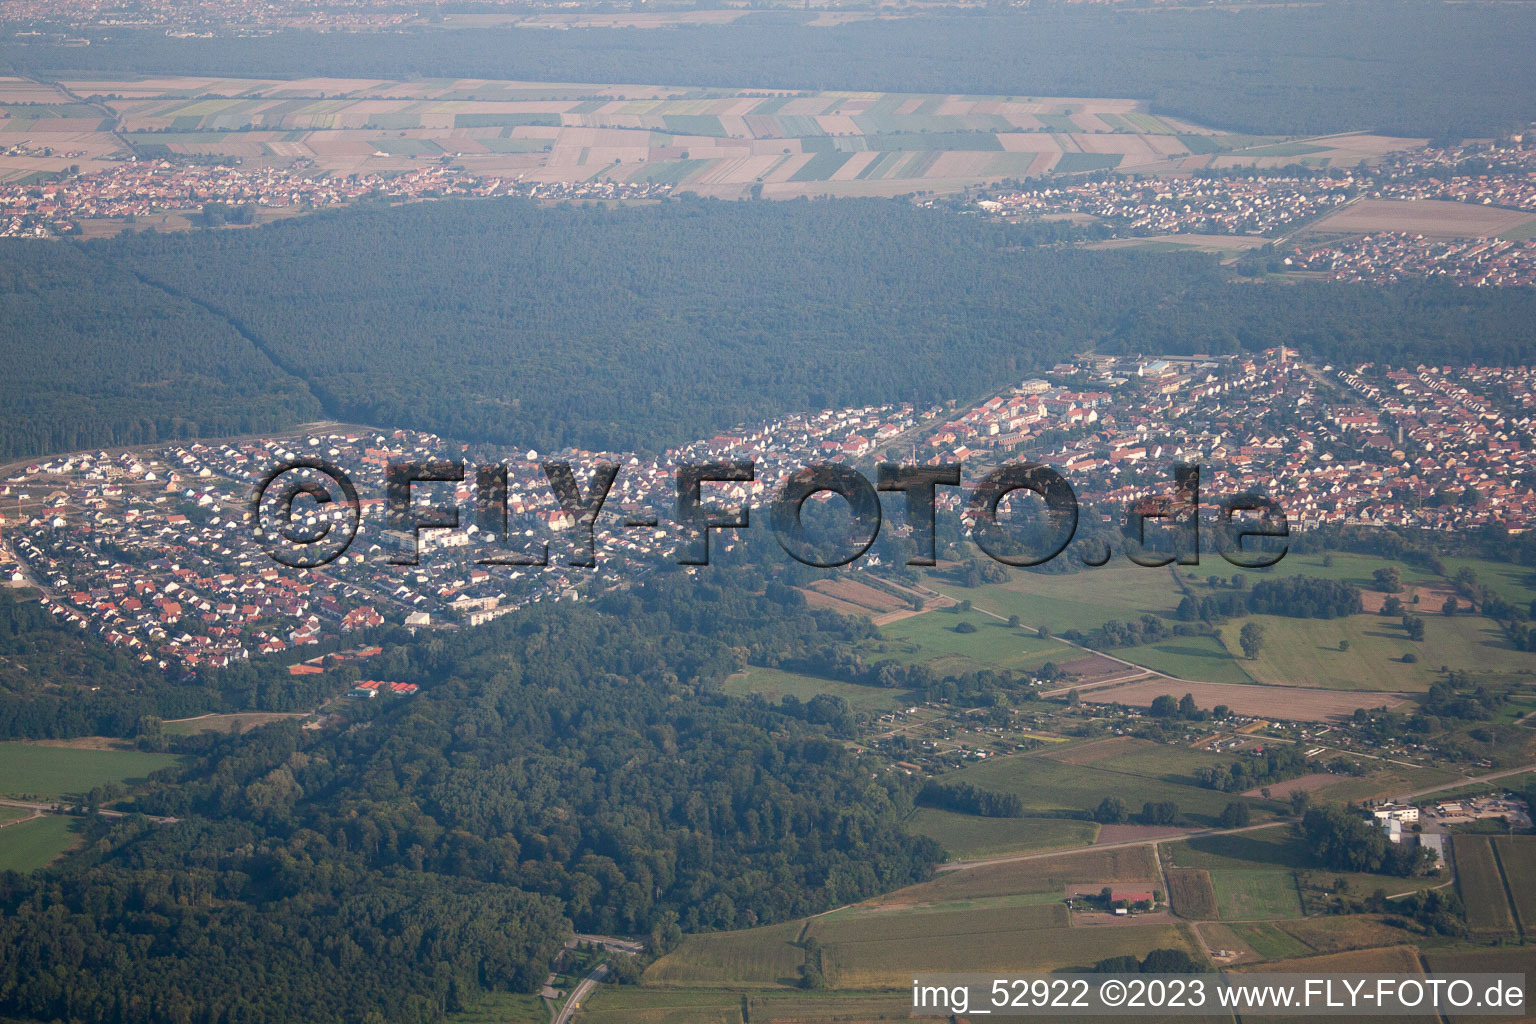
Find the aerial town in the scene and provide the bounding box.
[3,347,1533,672]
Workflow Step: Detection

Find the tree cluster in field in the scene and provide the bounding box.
[1298,806,1436,878]
[917,779,1026,819]
[1176,576,1363,625]
[0,568,942,1024]
[1090,795,1193,827]
[1197,744,1314,793]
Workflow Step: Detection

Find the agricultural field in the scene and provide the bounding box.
[645,921,804,989]
[576,986,920,1024]
[719,666,911,713]
[1490,836,1536,933]
[799,577,912,620]
[1425,947,1536,1024]
[0,814,81,872]
[1309,762,1461,805]
[819,917,1197,987]
[6,74,1414,201]
[1167,868,1218,919]
[1307,199,1536,240]
[1451,836,1518,937]
[617,848,1211,994]
[872,844,1161,906]
[906,808,1099,859]
[1229,944,1424,975]
[928,552,1529,697]
[0,742,181,800]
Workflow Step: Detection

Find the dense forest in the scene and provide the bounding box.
[49,197,1223,456]
[6,2,1534,136]
[4,196,1534,463]
[0,242,320,461]
[0,569,940,1024]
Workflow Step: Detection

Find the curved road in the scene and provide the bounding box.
[552,962,608,1024]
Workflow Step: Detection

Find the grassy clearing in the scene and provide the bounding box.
[0,815,81,871]
[445,991,548,1024]
[938,564,1183,636]
[719,666,911,713]
[1229,921,1312,960]
[1208,869,1303,920]
[644,921,803,989]
[1123,635,1256,685]
[937,747,1250,824]
[1276,915,1417,955]
[0,742,180,799]
[1218,612,1531,691]
[1452,836,1517,937]
[873,607,1060,675]
[1440,558,1536,609]
[163,712,305,736]
[0,806,29,825]
[906,808,1098,859]
[1079,738,1233,785]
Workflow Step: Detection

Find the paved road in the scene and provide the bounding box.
[1392,761,1536,803]
[0,798,177,825]
[937,820,1286,873]
[552,962,609,1024]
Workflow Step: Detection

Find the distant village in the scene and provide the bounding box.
[0,160,671,238]
[2,131,1534,287]
[971,135,1536,287]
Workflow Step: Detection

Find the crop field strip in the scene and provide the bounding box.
[1453,835,1519,937]
[0,76,1427,199]
[1166,868,1218,919]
